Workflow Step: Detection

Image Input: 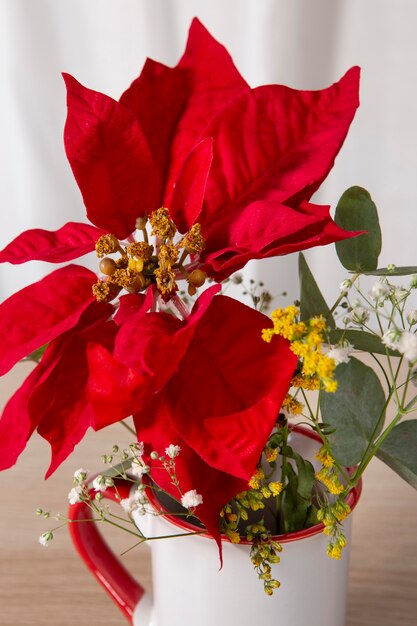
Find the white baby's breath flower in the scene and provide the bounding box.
[92,475,107,492]
[73,468,88,482]
[409,275,417,289]
[369,280,390,300]
[131,486,149,506]
[130,459,150,478]
[134,442,145,457]
[120,498,136,514]
[68,486,83,505]
[406,310,417,325]
[398,332,417,363]
[181,489,203,509]
[39,531,53,547]
[392,287,408,304]
[165,444,181,459]
[326,342,354,365]
[349,306,369,326]
[382,328,401,350]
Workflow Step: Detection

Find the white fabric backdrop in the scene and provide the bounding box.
[1,0,416,306]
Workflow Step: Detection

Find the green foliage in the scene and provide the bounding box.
[360,266,417,276]
[335,186,382,271]
[376,420,417,490]
[282,447,317,533]
[320,357,386,466]
[26,345,48,363]
[298,252,335,328]
[328,329,400,356]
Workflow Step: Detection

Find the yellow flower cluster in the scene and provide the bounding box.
[317,499,351,560]
[282,394,304,416]
[262,306,338,393]
[316,467,345,495]
[315,445,336,469]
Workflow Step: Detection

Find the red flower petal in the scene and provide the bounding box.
[202,68,360,220]
[134,398,248,554]
[113,286,155,326]
[0,222,105,264]
[87,286,221,428]
[63,73,157,239]
[201,200,361,281]
[164,19,249,206]
[0,265,96,376]
[86,343,148,429]
[0,332,71,470]
[169,138,213,233]
[0,363,50,470]
[162,296,297,479]
[0,301,114,470]
[120,58,188,196]
[32,318,117,477]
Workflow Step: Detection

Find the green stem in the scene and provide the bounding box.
[328,273,360,319]
[276,422,288,533]
[120,420,136,436]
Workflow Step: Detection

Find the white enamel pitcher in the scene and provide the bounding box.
[68,427,362,626]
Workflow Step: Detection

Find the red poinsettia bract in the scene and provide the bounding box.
[0,19,360,537]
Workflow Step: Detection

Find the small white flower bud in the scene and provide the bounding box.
[39,531,53,547]
[407,310,417,326]
[349,306,370,326]
[165,444,181,459]
[181,489,203,509]
[326,343,354,365]
[369,280,390,300]
[398,332,417,363]
[150,451,159,460]
[410,275,417,289]
[391,287,408,304]
[387,264,396,273]
[68,487,83,505]
[340,279,352,291]
[382,328,401,350]
[92,475,107,492]
[73,468,88,482]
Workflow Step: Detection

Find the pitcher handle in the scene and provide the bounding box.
[68,477,152,625]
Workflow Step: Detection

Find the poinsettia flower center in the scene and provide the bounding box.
[92,207,206,304]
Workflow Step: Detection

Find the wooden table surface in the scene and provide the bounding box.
[1,364,417,626]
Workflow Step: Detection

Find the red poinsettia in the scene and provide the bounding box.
[0,19,360,537]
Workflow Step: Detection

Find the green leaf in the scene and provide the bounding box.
[328,329,400,357]
[26,344,48,363]
[376,420,417,490]
[298,253,335,328]
[360,266,417,277]
[283,449,316,532]
[284,464,312,532]
[320,357,386,466]
[335,186,382,271]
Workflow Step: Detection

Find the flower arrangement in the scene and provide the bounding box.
[1,18,417,598]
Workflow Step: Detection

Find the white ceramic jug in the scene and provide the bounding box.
[69,427,362,626]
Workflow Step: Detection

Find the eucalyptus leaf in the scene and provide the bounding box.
[320,357,386,466]
[335,187,382,271]
[376,420,417,490]
[298,253,335,328]
[360,266,417,277]
[328,329,400,357]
